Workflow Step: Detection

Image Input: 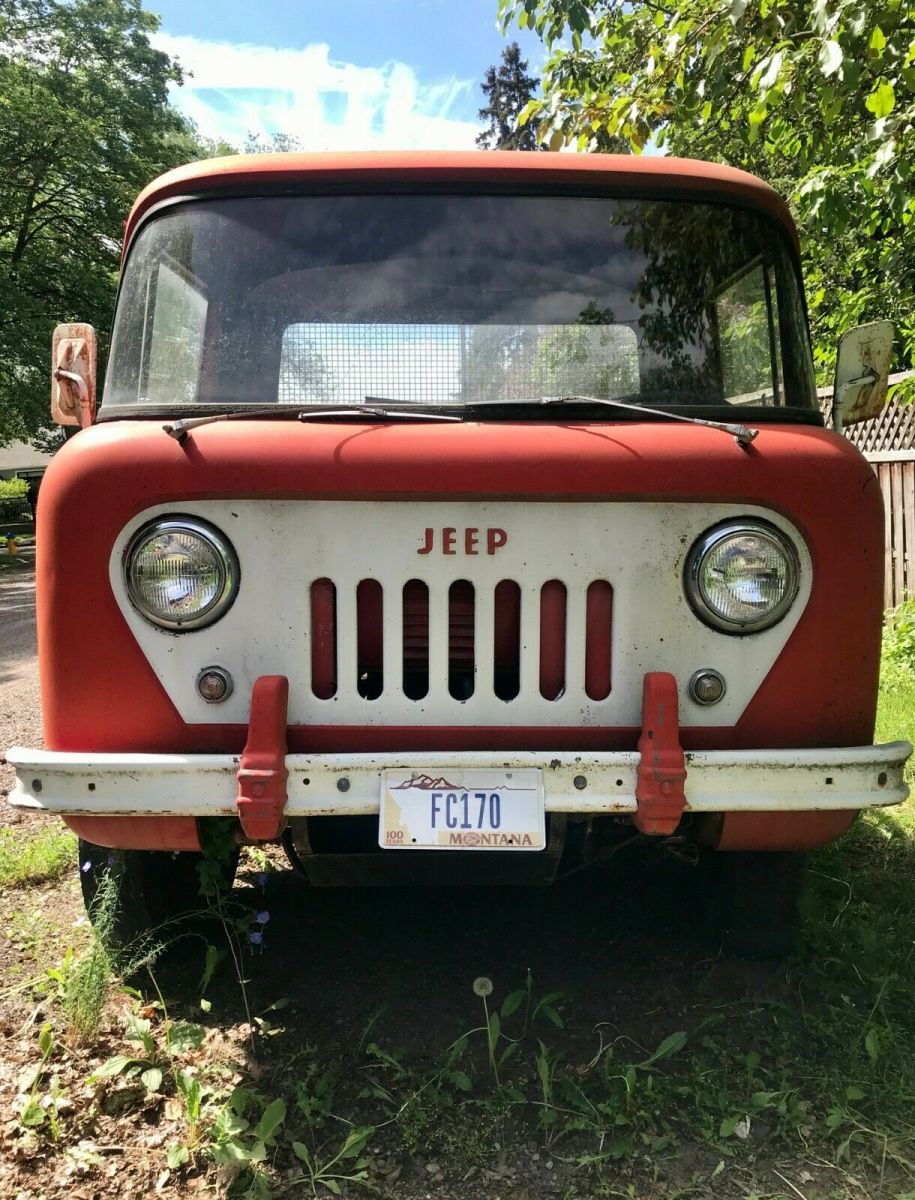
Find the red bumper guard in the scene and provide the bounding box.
[236,675,289,840]
[634,672,688,836]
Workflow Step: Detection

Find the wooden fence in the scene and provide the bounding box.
[825,372,915,610]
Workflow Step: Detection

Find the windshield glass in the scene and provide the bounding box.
[104,193,815,413]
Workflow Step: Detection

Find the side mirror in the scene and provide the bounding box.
[52,322,97,428]
[832,319,893,432]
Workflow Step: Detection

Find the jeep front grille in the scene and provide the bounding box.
[309,576,613,706]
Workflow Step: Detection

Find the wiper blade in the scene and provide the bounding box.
[464,394,759,448]
[164,404,461,440]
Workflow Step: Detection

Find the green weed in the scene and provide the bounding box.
[0,824,75,889]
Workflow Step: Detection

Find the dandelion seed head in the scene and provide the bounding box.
[472,976,493,997]
[249,931,263,945]
[255,910,270,925]
[257,872,269,890]
[80,860,92,874]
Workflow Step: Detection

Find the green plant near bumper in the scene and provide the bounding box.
[290,1125,375,1196]
[17,1023,69,1142]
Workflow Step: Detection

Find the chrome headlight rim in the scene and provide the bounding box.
[124,516,239,632]
[684,518,800,635]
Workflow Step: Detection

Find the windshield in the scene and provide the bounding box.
[103,193,816,414]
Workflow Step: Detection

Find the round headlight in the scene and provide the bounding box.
[124,518,239,631]
[684,520,799,633]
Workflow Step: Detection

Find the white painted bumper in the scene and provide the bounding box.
[5,743,911,817]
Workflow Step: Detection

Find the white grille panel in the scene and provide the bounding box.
[111,500,812,728]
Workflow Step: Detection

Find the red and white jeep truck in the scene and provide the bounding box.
[7,152,910,956]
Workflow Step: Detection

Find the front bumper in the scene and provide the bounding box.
[7,742,911,819]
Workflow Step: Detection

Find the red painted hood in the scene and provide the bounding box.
[36,418,883,753]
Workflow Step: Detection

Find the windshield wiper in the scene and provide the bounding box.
[164,404,461,440]
[463,395,759,448]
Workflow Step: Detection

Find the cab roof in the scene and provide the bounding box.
[124,150,798,253]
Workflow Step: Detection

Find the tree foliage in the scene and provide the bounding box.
[0,0,212,444]
[477,42,546,149]
[498,0,915,387]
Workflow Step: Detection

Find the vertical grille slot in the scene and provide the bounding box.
[539,580,567,700]
[356,579,383,699]
[402,579,429,700]
[493,580,521,701]
[585,581,613,700]
[448,580,475,700]
[310,578,337,699]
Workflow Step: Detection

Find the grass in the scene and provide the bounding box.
[0,823,76,890]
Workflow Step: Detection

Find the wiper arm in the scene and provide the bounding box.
[164,404,461,440]
[464,394,759,448]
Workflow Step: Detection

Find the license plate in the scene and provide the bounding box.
[380,769,544,851]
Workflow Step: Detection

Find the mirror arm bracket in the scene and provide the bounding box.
[54,367,93,429]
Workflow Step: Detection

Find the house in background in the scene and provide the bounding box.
[0,441,53,523]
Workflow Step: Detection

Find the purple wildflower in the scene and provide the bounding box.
[255,910,270,926]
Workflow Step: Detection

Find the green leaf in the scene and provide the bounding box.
[642,1031,687,1066]
[166,1145,190,1169]
[488,1010,501,1043]
[548,129,564,152]
[869,26,886,53]
[864,1027,882,1059]
[291,1141,313,1164]
[38,1024,54,1057]
[167,1021,205,1054]
[500,989,525,1018]
[90,1054,136,1079]
[338,1126,374,1160]
[865,79,895,118]
[448,1070,472,1092]
[253,1097,287,1143]
[719,1113,742,1137]
[541,1004,564,1029]
[819,39,843,78]
[20,1100,45,1128]
[141,1067,163,1093]
[846,1084,865,1100]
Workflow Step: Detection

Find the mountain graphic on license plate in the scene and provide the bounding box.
[380,769,544,850]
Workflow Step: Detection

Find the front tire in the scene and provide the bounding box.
[702,850,807,960]
[78,838,239,953]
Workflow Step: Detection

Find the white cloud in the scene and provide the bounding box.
[152,34,481,151]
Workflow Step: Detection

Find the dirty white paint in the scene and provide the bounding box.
[7,741,910,817]
[108,500,813,729]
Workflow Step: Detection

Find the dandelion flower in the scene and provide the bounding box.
[472,976,493,997]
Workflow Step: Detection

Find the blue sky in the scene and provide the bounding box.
[147,0,546,151]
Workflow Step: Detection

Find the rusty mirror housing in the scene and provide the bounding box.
[832,319,893,433]
[52,322,97,428]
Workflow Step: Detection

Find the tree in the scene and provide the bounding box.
[497,0,915,389]
[0,0,213,445]
[477,42,546,149]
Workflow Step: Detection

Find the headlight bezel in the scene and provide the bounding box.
[684,518,800,634]
[123,516,239,632]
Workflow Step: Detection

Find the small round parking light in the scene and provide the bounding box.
[689,669,726,706]
[196,666,234,703]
